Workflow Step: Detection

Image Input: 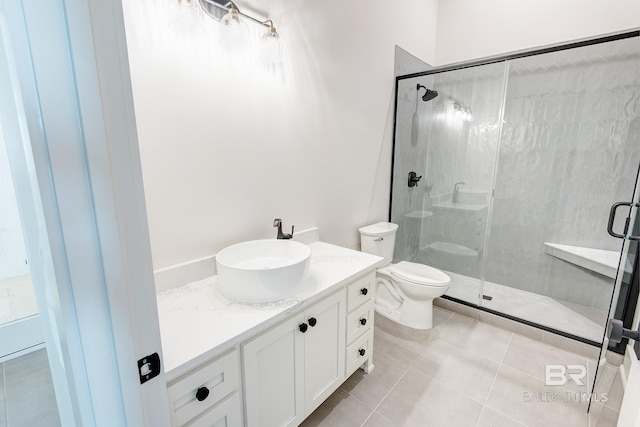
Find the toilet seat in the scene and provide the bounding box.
[389,261,450,287]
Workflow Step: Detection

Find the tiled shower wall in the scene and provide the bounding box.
[391,75,434,262]
[485,39,640,309]
[392,66,505,266]
[420,65,505,278]
[425,65,505,210]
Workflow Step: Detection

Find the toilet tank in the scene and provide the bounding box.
[358,222,398,266]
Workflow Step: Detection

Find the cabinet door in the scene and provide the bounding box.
[243,313,305,427]
[189,392,243,427]
[303,291,346,415]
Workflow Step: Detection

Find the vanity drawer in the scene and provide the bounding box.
[345,329,373,378]
[168,349,240,426]
[188,392,243,427]
[347,272,374,312]
[346,299,374,344]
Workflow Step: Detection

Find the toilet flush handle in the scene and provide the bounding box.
[374,237,383,242]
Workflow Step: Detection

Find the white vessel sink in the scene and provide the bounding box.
[216,239,311,303]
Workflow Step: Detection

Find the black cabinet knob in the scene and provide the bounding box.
[299,323,308,333]
[360,288,368,295]
[358,349,366,357]
[308,317,317,327]
[360,318,367,326]
[195,386,210,402]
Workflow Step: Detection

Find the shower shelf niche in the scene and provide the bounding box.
[431,201,487,212]
[543,243,632,280]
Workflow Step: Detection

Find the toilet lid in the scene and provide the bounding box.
[359,222,398,237]
[390,261,451,286]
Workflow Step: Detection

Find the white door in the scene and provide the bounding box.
[0,128,43,361]
[1,0,170,425]
[243,313,306,427]
[304,291,346,414]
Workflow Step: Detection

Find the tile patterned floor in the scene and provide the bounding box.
[0,307,623,427]
[301,307,624,427]
[0,349,61,427]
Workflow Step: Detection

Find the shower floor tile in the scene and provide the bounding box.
[443,270,605,342]
[304,310,620,427]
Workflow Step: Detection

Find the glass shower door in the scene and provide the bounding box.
[391,75,436,265]
[391,63,506,306]
[590,161,640,412]
[481,36,640,342]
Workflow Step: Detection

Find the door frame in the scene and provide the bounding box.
[617,268,640,425]
[0,316,44,362]
[0,0,170,425]
[589,161,640,413]
[0,20,43,363]
[611,236,639,354]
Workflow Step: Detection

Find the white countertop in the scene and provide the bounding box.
[157,241,382,381]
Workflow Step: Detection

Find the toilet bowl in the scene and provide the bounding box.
[359,222,451,330]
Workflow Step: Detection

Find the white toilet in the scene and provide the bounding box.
[359,222,451,330]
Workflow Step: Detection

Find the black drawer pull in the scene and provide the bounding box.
[358,349,366,357]
[195,386,210,402]
[360,318,367,326]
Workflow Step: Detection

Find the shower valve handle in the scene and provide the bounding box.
[408,172,422,188]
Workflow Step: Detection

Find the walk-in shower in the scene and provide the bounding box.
[391,32,640,346]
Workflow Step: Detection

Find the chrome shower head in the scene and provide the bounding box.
[416,84,438,102]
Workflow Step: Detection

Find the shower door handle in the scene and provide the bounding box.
[607,202,640,241]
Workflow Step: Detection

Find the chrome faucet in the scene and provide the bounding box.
[273,218,294,239]
[452,181,465,203]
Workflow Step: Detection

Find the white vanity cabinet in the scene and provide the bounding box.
[166,349,243,426]
[242,290,347,426]
[159,241,382,427]
[345,273,375,377]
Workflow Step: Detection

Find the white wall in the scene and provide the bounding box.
[123,0,438,269]
[435,0,640,65]
[124,0,638,270]
[394,45,432,76]
[0,132,28,281]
